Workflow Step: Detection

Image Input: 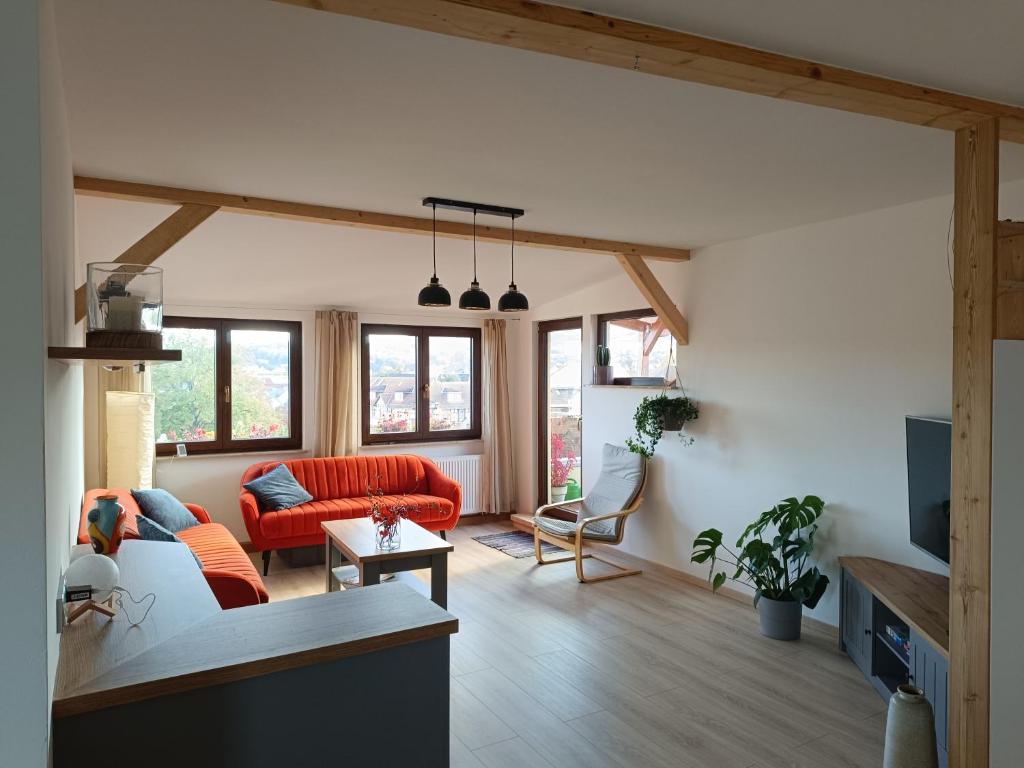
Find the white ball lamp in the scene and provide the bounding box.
[65,554,120,623]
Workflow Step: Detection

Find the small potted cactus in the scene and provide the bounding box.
[594,344,613,384]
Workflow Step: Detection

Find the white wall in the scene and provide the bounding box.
[518,181,1024,626]
[41,0,83,697]
[0,1,82,764]
[512,260,686,512]
[990,340,1024,768]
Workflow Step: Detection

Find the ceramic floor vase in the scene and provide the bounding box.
[758,596,803,640]
[883,684,938,768]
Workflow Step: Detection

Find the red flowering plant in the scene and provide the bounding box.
[248,423,281,439]
[366,474,424,550]
[550,433,576,487]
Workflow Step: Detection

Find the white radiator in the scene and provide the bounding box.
[436,454,483,514]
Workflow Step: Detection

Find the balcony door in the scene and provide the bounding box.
[537,317,583,508]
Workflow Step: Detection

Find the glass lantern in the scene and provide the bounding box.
[85,263,164,349]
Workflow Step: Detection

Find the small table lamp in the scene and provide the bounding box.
[64,554,120,624]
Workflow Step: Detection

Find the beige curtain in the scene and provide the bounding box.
[313,310,360,457]
[95,365,151,487]
[481,318,516,514]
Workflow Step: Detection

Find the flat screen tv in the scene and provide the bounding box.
[905,417,951,565]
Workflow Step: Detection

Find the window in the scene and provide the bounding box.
[361,324,481,444]
[596,309,676,384]
[152,317,302,455]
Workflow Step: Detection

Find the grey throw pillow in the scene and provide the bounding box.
[137,515,204,569]
[243,463,314,511]
[130,488,199,533]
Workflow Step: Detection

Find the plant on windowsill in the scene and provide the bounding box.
[594,344,613,385]
[690,495,829,641]
[625,393,698,457]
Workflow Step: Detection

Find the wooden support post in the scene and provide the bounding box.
[73,203,220,323]
[615,253,688,344]
[950,117,999,768]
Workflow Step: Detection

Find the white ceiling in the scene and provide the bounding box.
[572,0,1024,106]
[56,0,1024,310]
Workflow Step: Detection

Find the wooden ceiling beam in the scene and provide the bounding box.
[615,253,688,345]
[271,0,1024,144]
[73,176,690,262]
[74,203,220,323]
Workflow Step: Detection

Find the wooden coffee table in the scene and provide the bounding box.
[322,518,454,608]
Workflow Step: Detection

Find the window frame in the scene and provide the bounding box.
[595,307,676,379]
[361,323,482,446]
[596,307,661,348]
[155,316,303,456]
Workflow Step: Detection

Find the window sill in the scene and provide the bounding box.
[359,439,482,451]
[155,448,309,462]
[585,384,673,390]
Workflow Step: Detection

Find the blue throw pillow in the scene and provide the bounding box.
[131,488,199,533]
[243,463,313,511]
[136,516,204,569]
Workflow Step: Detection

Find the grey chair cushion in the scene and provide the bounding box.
[535,515,619,542]
[534,444,645,542]
[577,444,645,539]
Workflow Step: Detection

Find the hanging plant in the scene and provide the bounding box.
[625,393,699,458]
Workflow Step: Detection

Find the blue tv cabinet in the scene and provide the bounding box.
[839,556,949,768]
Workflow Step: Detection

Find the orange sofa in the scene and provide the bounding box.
[240,455,462,574]
[80,489,269,610]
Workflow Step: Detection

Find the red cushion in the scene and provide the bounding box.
[258,494,453,539]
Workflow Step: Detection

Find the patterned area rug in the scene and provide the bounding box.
[472,530,565,559]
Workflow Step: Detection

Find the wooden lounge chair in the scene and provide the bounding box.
[532,443,648,583]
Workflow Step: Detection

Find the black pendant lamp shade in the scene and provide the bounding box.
[459,211,491,310]
[417,204,452,307]
[498,216,529,312]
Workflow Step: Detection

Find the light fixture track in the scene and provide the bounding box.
[422,197,524,219]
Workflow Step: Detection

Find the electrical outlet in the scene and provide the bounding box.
[56,570,66,634]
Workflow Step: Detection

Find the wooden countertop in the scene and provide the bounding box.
[54,542,458,719]
[839,556,949,657]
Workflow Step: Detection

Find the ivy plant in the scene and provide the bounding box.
[691,495,830,608]
[625,393,698,458]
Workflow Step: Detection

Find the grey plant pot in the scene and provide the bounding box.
[593,365,613,385]
[758,596,803,641]
[883,684,938,768]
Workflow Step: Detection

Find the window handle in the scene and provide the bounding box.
[224,385,231,404]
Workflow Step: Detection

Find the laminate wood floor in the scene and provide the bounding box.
[252,522,886,768]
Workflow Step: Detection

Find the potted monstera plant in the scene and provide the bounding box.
[691,495,829,641]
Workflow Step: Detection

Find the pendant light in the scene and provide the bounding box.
[458,210,491,310]
[417,203,452,307]
[498,215,529,312]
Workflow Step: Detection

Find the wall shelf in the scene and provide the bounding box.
[48,347,182,365]
[586,384,675,390]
